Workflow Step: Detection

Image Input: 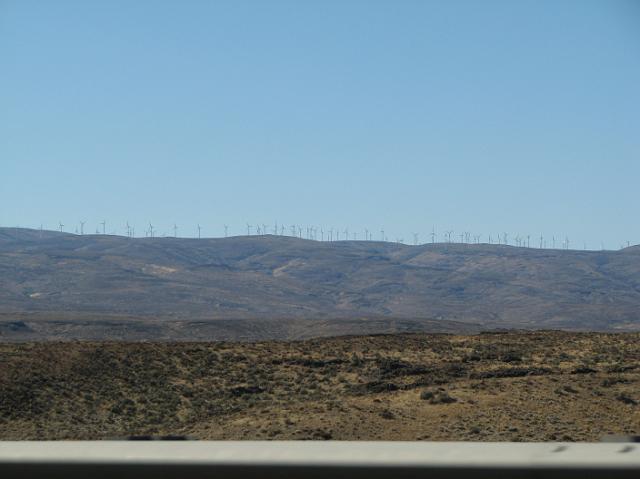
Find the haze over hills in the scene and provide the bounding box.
[1,227,639,340]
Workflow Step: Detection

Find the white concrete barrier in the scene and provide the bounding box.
[0,441,639,479]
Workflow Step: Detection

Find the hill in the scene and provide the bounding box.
[1,227,639,339]
[1,332,638,440]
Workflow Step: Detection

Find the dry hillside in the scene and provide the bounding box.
[1,331,638,441]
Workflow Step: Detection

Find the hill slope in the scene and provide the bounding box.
[1,332,639,440]
[1,227,639,338]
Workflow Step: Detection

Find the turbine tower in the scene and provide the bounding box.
[59,222,64,233]
[224,225,228,237]
[173,224,178,238]
[101,221,106,235]
[247,223,252,236]
[79,220,85,235]
[197,224,201,239]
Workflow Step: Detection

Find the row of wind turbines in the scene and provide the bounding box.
[46,221,633,251]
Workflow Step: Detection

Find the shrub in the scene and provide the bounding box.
[616,394,638,405]
[379,409,395,419]
[420,390,457,404]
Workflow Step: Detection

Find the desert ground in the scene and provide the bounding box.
[1,331,638,441]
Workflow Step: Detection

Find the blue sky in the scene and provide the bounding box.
[2,0,639,248]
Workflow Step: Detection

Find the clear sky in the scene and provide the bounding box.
[2,0,639,248]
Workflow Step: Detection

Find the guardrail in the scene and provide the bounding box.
[1,441,639,479]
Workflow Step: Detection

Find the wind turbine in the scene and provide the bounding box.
[503,233,508,245]
[149,222,154,238]
[101,221,106,235]
[59,221,64,233]
[431,227,436,244]
[173,224,178,238]
[247,223,252,236]
[224,225,228,237]
[197,224,201,239]
[540,234,544,249]
[79,220,85,235]
[262,224,268,236]
[413,233,419,245]
[445,231,453,243]
[380,229,385,242]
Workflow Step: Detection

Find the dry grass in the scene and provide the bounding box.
[0,331,639,441]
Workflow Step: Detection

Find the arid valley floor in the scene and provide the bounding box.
[1,331,638,441]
